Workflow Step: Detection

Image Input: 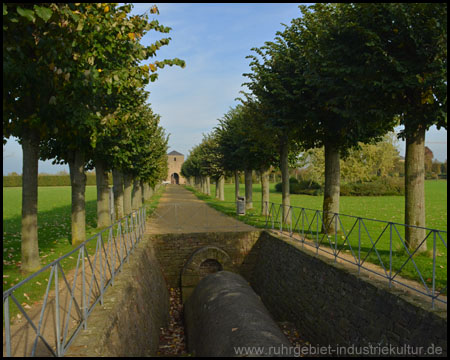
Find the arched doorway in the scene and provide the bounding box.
[171,173,180,184]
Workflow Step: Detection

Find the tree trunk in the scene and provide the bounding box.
[206,176,211,196]
[323,143,340,235]
[69,151,87,246]
[245,169,253,210]
[142,182,148,202]
[123,173,133,215]
[112,169,124,220]
[21,132,41,273]
[218,175,225,201]
[142,182,150,202]
[95,159,111,228]
[215,178,220,199]
[140,180,146,205]
[405,124,427,253]
[280,142,291,225]
[234,171,240,201]
[260,167,270,217]
[148,184,154,199]
[132,179,142,210]
[195,176,200,190]
[137,180,142,208]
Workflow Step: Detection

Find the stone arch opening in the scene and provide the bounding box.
[171,173,180,184]
[181,246,234,302]
[199,259,223,276]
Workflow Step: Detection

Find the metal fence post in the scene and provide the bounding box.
[432,231,437,310]
[271,203,275,230]
[334,214,338,262]
[54,264,61,357]
[289,206,293,237]
[316,210,319,255]
[82,245,87,330]
[358,218,361,275]
[98,234,104,305]
[301,209,304,245]
[4,295,11,357]
[280,204,283,233]
[389,223,393,289]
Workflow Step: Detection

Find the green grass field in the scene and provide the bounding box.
[208,180,447,230]
[189,180,447,297]
[2,185,165,319]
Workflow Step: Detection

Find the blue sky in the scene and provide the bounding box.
[3,3,447,174]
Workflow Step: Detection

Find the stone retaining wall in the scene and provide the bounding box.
[248,231,447,356]
[65,236,169,357]
[151,231,262,289]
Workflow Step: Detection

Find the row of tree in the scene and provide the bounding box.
[3,3,185,272]
[183,3,447,253]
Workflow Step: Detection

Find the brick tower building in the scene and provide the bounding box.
[166,150,186,184]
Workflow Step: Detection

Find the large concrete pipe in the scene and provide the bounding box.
[184,271,294,357]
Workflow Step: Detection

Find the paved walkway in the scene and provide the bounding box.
[146,185,255,234]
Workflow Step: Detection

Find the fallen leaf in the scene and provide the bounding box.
[231,328,238,332]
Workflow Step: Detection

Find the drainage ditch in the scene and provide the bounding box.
[66,230,447,357]
[157,288,188,356]
[156,271,311,357]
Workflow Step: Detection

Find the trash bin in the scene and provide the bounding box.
[236,196,245,215]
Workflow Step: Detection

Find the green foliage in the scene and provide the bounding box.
[274,176,404,196]
[35,4,183,170]
[275,177,322,195]
[3,175,22,187]
[3,2,183,181]
[214,106,247,173]
[285,3,400,153]
[340,178,404,197]
[3,3,60,144]
[369,3,447,139]
[300,133,401,184]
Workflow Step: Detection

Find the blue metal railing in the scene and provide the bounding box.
[263,202,447,309]
[3,206,146,357]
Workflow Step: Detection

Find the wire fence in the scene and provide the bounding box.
[263,202,447,309]
[3,206,146,357]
